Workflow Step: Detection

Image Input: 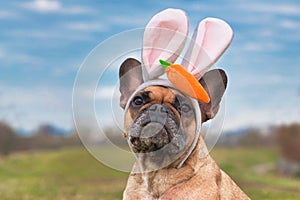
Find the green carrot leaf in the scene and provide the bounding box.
[159,59,171,70]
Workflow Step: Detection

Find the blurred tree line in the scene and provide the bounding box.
[216,123,300,163]
[0,121,81,156]
[277,124,300,161]
[217,123,300,177]
[276,123,300,177]
[1,121,300,176]
[217,123,300,151]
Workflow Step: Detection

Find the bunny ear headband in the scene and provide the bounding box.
[124,8,233,168]
[142,8,233,84]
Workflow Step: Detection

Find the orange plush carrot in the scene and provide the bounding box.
[160,59,210,103]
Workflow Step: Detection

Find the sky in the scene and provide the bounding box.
[0,0,299,132]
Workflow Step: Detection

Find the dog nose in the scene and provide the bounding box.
[148,104,168,123]
[149,104,168,113]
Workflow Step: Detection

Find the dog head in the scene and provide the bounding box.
[119,58,227,170]
[118,8,232,171]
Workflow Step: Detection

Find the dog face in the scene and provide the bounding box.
[119,58,227,170]
[125,85,196,154]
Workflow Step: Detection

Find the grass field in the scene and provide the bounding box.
[0,146,300,200]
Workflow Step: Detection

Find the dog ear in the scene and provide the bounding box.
[119,58,144,109]
[199,69,227,122]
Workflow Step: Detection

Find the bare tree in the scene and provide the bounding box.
[0,121,18,155]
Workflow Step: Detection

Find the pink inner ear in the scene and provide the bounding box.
[142,8,189,80]
[181,18,233,79]
[144,22,177,65]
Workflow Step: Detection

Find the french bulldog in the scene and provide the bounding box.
[119,58,250,200]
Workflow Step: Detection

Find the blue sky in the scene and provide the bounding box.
[0,0,299,131]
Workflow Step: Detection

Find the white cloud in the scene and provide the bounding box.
[0,47,44,66]
[238,3,300,16]
[0,10,19,19]
[168,1,220,12]
[242,42,282,52]
[21,0,95,15]
[96,86,117,99]
[224,105,300,131]
[279,20,300,30]
[62,6,95,15]
[64,22,108,32]
[257,29,275,38]
[22,0,61,13]
[109,16,146,27]
[8,29,93,41]
[77,85,118,100]
[0,48,5,58]
[14,54,44,65]
[245,22,300,42]
[188,3,218,12]
[0,85,73,131]
[50,63,79,77]
[234,74,283,87]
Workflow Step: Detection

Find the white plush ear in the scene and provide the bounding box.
[181,18,233,79]
[142,8,189,80]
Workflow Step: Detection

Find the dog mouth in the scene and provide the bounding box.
[129,109,182,153]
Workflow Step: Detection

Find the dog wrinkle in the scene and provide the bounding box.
[145,86,175,105]
[165,102,181,121]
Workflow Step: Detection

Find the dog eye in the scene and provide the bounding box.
[132,96,144,107]
[181,104,191,113]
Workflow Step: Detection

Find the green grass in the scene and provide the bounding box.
[210,147,300,199]
[0,147,300,199]
[0,147,128,200]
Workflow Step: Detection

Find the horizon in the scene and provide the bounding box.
[0,0,299,132]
